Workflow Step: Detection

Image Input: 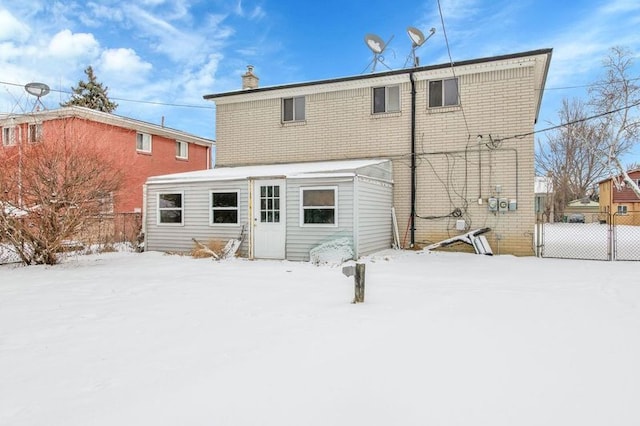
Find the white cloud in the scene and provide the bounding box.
[0,8,31,42]
[98,48,153,85]
[48,29,100,59]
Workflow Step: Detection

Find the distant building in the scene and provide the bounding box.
[599,169,640,225]
[1,106,214,214]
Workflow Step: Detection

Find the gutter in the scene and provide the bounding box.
[410,71,417,248]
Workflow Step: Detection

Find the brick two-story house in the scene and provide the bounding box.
[201,49,552,256]
[1,106,214,214]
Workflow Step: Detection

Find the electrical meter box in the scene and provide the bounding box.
[498,198,508,212]
[488,197,498,212]
[509,199,517,211]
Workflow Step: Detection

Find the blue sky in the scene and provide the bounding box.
[1,0,639,148]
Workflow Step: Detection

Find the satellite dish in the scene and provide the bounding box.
[25,82,50,98]
[364,33,386,54]
[24,82,50,111]
[363,33,394,73]
[405,27,436,68]
[407,27,426,47]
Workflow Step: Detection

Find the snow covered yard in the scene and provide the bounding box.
[1,250,639,426]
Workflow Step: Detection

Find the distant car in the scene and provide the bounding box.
[568,213,585,223]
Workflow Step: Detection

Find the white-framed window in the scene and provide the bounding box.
[28,123,43,143]
[136,132,152,152]
[2,126,18,146]
[282,96,305,122]
[157,192,184,225]
[210,191,239,225]
[617,205,628,215]
[373,85,400,113]
[428,78,459,108]
[300,186,338,226]
[176,140,188,159]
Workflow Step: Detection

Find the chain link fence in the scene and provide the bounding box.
[536,211,640,261]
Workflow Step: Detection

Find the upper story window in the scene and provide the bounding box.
[136,132,152,153]
[428,78,459,108]
[157,192,183,225]
[28,123,43,143]
[2,126,18,146]
[282,96,305,122]
[176,140,188,159]
[210,191,239,225]
[300,187,338,226]
[373,85,400,113]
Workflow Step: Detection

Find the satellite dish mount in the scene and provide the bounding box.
[24,82,50,111]
[364,33,394,73]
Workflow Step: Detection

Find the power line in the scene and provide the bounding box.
[498,99,640,142]
[0,80,214,110]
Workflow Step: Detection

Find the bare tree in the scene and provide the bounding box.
[0,127,123,265]
[536,99,609,220]
[588,46,640,196]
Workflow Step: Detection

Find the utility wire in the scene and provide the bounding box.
[0,80,215,110]
[436,0,471,137]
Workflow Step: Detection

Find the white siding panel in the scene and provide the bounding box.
[145,180,249,255]
[356,176,394,256]
[285,178,355,261]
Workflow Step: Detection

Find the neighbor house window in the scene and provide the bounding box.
[428,78,459,107]
[300,187,337,226]
[28,123,43,143]
[617,205,628,215]
[373,85,400,113]
[210,191,239,224]
[2,126,17,146]
[158,192,183,225]
[282,96,305,122]
[176,140,188,159]
[136,132,152,152]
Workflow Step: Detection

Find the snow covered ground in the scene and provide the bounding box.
[1,249,639,425]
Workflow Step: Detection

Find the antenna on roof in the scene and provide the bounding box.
[404,27,435,67]
[364,33,394,73]
[24,82,50,111]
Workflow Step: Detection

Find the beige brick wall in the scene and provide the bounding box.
[214,54,549,255]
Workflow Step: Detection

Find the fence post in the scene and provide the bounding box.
[342,263,366,304]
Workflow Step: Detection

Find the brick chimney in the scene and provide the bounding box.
[242,65,259,90]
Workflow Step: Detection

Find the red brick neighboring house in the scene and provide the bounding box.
[598,169,640,225]
[1,106,214,214]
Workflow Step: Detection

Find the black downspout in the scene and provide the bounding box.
[410,71,416,248]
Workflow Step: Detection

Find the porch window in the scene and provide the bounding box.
[300,187,337,226]
[282,96,305,122]
[158,192,183,225]
[210,191,239,224]
[428,78,459,108]
[372,85,400,113]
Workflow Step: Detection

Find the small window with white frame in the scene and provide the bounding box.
[28,123,43,143]
[300,187,337,226]
[372,85,400,114]
[157,192,183,225]
[136,132,152,153]
[176,140,188,159]
[282,96,305,122]
[617,205,628,215]
[210,191,239,225]
[428,77,459,108]
[2,126,17,146]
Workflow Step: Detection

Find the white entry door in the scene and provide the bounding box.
[253,179,286,259]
